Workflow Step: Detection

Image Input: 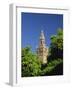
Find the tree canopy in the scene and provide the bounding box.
[48,28,63,61]
[21,46,41,77]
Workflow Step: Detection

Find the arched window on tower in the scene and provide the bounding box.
[41,40,42,44]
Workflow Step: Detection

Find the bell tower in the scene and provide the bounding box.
[37,30,48,64]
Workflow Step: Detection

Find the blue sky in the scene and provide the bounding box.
[21,12,63,52]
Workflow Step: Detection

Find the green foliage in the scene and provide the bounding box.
[21,46,41,77]
[48,28,63,60]
[41,59,63,76]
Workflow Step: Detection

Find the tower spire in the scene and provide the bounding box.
[40,30,45,40]
[39,30,45,47]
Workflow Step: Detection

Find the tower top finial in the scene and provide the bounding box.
[41,30,43,32]
[40,30,45,40]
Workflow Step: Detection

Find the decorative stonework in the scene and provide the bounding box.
[37,30,48,64]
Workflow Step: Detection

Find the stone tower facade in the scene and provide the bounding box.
[37,30,48,64]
